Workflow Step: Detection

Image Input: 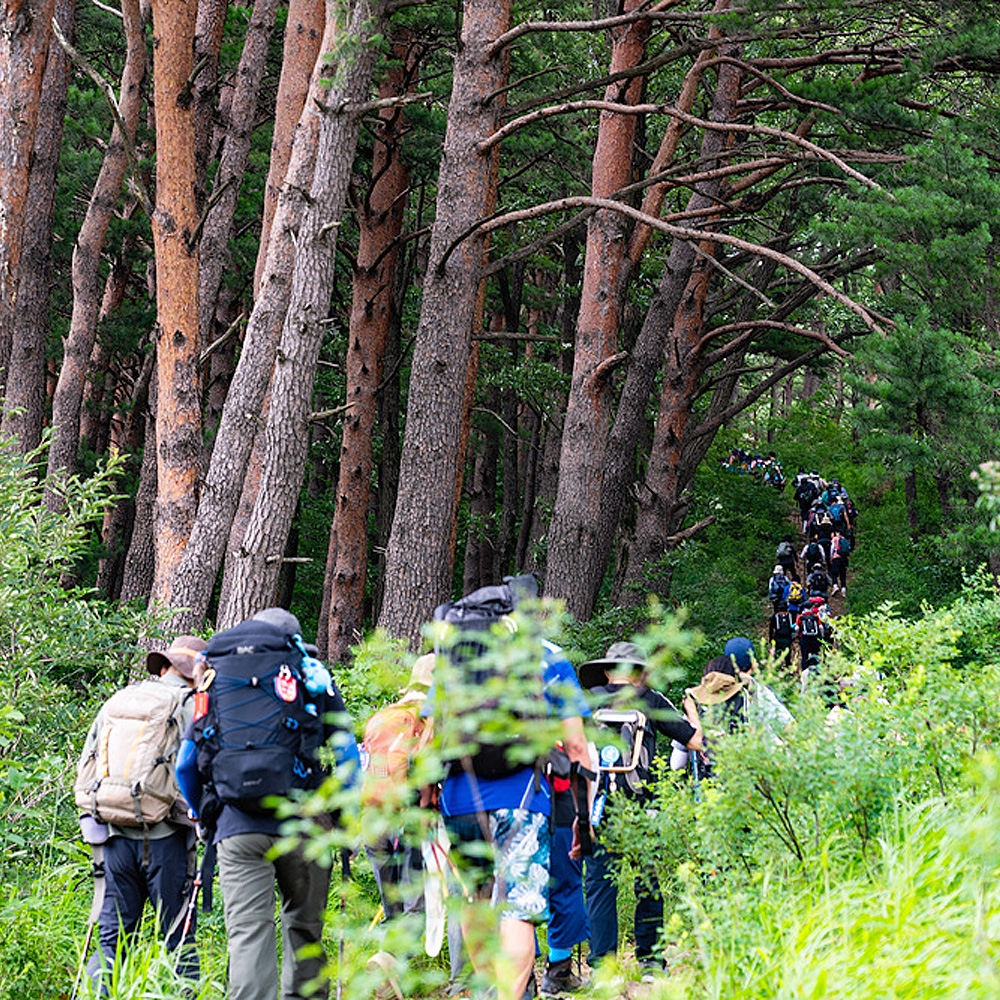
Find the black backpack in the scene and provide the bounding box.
[434,575,542,780]
[806,541,824,566]
[192,620,326,820]
[772,611,793,642]
[800,612,821,638]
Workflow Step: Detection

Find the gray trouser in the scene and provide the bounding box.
[218,833,330,1000]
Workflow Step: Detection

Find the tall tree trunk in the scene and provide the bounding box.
[378,0,512,642]
[45,0,146,504]
[545,0,653,616]
[217,0,384,628]
[120,366,157,602]
[163,0,333,628]
[323,31,417,665]
[0,0,72,452]
[198,0,280,343]
[583,53,743,619]
[0,0,57,395]
[193,0,228,202]
[253,0,323,297]
[149,0,202,606]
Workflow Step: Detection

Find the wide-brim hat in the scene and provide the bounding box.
[687,670,751,706]
[146,635,208,680]
[578,641,648,690]
[398,653,436,704]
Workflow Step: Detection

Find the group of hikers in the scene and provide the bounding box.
[766,468,858,677]
[721,448,785,489]
[75,457,861,1000]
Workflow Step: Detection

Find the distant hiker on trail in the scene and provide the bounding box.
[795,597,831,672]
[579,643,704,979]
[830,530,851,596]
[776,538,798,581]
[176,607,360,1000]
[768,603,795,667]
[768,564,788,610]
[783,577,804,617]
[800,538,828,573]
[806,562,831,601]
[74,635,208,993]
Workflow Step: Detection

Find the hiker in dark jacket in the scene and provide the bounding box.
[176,608,359,1000]
[775,538,798,581]
[579,643,703,976]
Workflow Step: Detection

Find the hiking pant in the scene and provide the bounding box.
[830,556,847,590]
[549,826,589,950]
[585,835,662,963]
[87,830,199,991]
[366,835,424,918]
[218,832,330,1000]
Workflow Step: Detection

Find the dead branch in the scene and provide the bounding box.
[327,90,434,115]
[665,514,717,546]
[199,311,246,365]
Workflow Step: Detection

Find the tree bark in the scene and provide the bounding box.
[253,0,323,298]
[378,0,513,642]
[217,0,385,628]
[193,0,228,201]
[163,0,333,627]
[544,0,654,616]
[0,0,72,453]
[583,53,744,619]
[0,0,57,396]
[149,0,203,606]
[198,0,280,343]
[44,0,146,503]
[323,30,417,665]
[120,364,158,603]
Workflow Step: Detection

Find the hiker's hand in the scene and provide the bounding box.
[196,821,210,843]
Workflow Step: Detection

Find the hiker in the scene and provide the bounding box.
[579,642,704,977]
[800,537,828,574]
[783,576,804,617]
[176,607,359,1000]
[75,635,207,993]
[767,565,788,611]
[806,561,831,601]
[423,580,592,1000]
[775,538,798,581]
[360,653,468,989]
[794,473,820,532]
[768,602,795,667]
[829,530,850,596]
[795,598,830,673]
[684,637,793,751]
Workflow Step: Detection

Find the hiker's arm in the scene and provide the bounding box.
[560,715,589,767]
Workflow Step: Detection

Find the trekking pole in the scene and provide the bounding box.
[690,749,702,803]
[71,847,105,1000]
[337,848,351,1000]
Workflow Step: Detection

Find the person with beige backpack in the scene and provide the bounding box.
[73,635,207,994]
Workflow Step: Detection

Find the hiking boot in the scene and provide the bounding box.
[521,971,538,1000]
[638,957,666,983]
[539,958,586,996]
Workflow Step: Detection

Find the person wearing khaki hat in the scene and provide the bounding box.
[79,634,207,992]
[145,635,208,681]
[578,641,702,978]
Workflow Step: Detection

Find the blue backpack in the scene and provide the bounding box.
[768,574,787,603]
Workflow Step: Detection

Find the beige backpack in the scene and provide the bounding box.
[74,680,188,827]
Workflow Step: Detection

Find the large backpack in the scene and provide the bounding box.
[192,620,325,819]
[772,611,793,643]
[800,611,821,638]
[834,535,851,558]
[434,575,543,780]
[806,541,824,566]
[768,573,786,603]
[776,541,795,561]
[75,679,188,828]
[785,579,803,608]
[591,706,651,798]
